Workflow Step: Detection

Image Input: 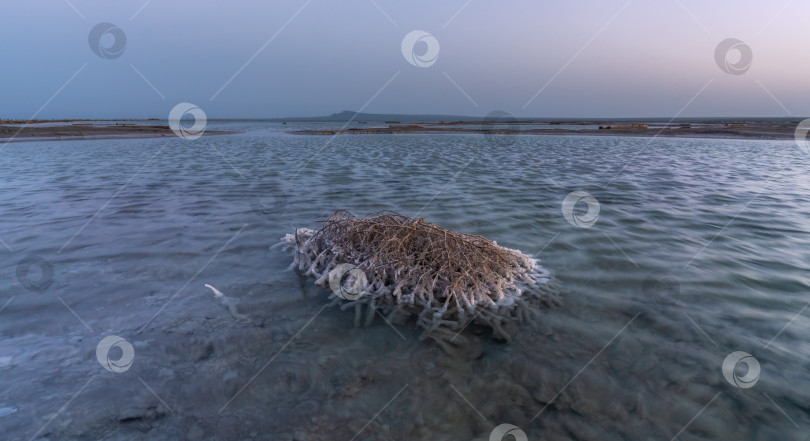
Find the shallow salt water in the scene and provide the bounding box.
[1,121,809,440]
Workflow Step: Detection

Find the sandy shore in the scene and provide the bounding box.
[0,121,236,143]
[290,119,799,140]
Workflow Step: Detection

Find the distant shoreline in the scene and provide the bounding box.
[290,119,799,140]
[1,118,801,142]
[0,120,236,143]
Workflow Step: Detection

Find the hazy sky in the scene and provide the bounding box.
[1,0,808,119]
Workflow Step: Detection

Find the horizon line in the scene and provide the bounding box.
[2,114,806,122]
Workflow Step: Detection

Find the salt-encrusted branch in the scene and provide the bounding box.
[278,211,560,343]
[205,284,251,323]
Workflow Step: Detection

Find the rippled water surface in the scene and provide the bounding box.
[2,121,810,440]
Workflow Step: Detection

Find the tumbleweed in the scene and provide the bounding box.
[278,210,559,350]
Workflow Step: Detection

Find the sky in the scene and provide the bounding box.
[0,0,808,119]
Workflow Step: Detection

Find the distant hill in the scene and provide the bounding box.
[267,110,479,122]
